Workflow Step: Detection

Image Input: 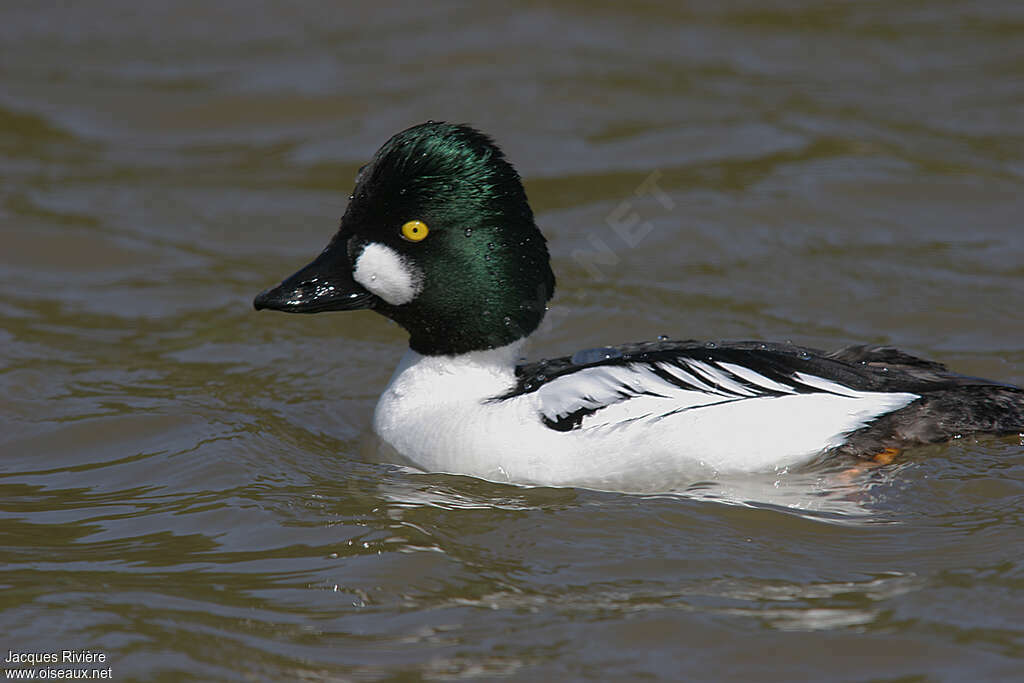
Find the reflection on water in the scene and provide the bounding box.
[376,459,908,521]
[2,0,1024,679]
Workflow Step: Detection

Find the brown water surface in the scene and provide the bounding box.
[2,1,1023,680]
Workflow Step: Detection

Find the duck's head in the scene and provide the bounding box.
[254,122,556,356]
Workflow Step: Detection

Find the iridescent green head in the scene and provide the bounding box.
[254,122,556,355]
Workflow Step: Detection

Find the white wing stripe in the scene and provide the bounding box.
[656,361,718,393]
[624,365,681,395]
[684,360,759,396]
[539,365,678,419]
[792,371,865,397]
[718,362,797,394]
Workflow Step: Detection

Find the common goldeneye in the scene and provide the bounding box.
[254,121,1024,491]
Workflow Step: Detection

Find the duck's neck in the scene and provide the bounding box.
[383,339,526,402]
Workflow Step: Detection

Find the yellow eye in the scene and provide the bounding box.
[401,220,429,242]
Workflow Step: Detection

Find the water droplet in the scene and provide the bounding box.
[704,341,717,349]
[524,381,534,391]
[657,334,669,342]
[464,228,473,237]
[485,254,492,261]
[798,351,811,360]
[503,316,512,327]
[758,343,768,350]
[536,373,547,382]
[348,194,355,201]
[487,242,495,250]
[571,347,624,365]
[398,188,407,195]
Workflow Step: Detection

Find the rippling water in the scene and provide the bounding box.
[2,2,1023,680]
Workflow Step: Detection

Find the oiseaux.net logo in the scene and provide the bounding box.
[4,650,112,680]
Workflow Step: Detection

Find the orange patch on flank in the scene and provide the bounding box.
[872,447,901,465]
[838,448,903,479]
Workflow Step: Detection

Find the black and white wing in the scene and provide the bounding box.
[496,339,997,434]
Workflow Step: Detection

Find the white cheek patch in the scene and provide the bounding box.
[352,242,423,306]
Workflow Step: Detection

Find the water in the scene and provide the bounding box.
[3,1,1024,680]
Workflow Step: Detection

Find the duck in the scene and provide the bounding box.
[253,121,1024,492]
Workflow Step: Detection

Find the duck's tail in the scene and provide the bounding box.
[826,345,1024,458]
[837,385,1024,458]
